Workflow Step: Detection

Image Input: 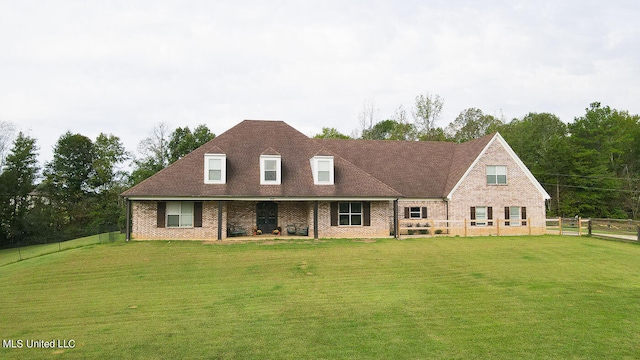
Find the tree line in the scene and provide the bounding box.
[1,96,638,247]
[0,124,214,248]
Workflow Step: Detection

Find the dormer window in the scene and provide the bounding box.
[260,154,281,185]
[204,154,226,184]
[311,156,334,185]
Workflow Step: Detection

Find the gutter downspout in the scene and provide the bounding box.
[445,198,449,235]
[394,199,399,239]
[125,198,131,242]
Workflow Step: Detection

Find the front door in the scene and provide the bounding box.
[256,202,278,234]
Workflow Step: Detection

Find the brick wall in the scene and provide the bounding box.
[447,140,547,235]
[132,201,219,240]
[316,201,393,238]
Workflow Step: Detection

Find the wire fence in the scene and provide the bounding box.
[0,229,124,267]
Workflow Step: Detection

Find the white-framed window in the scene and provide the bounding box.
[260,155,281,185]
[311,156,334,185]
[410,207,422,219]
[339,202,362,226]
[204,154,226,184]
[487,165,507,185]
[167,202,194,228]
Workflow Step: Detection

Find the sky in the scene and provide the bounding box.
[1,0,640,166]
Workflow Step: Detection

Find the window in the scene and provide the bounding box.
[505,206,527,226]
[260,155,281,185]
[311,156,334,185]
[166,202,194,228]
[204,154,226,184]
[470,206,493,226]
[339,202,362,226]
[405,206,427,219]
[487,165,507,185]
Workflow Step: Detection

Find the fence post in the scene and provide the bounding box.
[528,219,532,236]
[464,218,467,237]
[430,219,435,237]
[588,219,592,236]
[559,217,562,236]
[637,225,639,242]
[497,219,500,236]
[578,217,582,236]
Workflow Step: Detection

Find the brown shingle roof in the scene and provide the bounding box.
[122,120,494,199]
[122,120,402,199]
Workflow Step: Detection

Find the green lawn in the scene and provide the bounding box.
[1,236,639,359]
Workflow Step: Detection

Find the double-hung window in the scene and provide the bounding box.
[505,206,527,226]
[204,154,226,184]
[339,202,362,226]
[471,206,493,226]
[311,156,334,185]
[167,202,194,228]
[260,155,281,185]
[486,165,507,185]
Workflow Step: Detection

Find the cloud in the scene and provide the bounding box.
[1,0,639,164]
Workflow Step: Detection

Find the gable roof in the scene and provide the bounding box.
[445,133,551,200]
[122,120,547,200]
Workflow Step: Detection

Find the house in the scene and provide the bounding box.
[121,120,550,240]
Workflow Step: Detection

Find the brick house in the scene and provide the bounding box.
[121,120,550,240]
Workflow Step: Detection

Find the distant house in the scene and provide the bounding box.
[121,120,550,240]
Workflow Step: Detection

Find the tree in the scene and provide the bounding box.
[358,98,380,140]
[0,120,16,171]
[0,132,39,246]
[314,127,351,139]
[361,120,417,141]
[168,124,215,163]
[90,133,130,231]
[91,133,129,192]
[446,108,503,143]
[566,102,634,218]
[131,123,171,185]
[412,93,444,140]
[41,132,95,239]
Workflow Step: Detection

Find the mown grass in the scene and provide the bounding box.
[1,236,639,359]
[0,232,125,267]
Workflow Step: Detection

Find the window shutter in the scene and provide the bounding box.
[157,202,166,228]
[421,207,428,219]
[363,202,371,226]
[505,207,510,226]
[487,207,493,226]
[470,207,476,226]
[404,207,410,219]
[330,202,338,226]
[194,202,203,228]
[521,207,527,226]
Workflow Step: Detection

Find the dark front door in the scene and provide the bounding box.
[256,202,278,234]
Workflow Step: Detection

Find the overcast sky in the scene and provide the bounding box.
[1,0,639,165]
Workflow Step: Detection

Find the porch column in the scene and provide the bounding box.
[217,201,223,240]
[314,201,319,239]
[125,198,131,242]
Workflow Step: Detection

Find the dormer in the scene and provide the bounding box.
[260,148,281,185]
[204,153,226,184]
[311,155,334,185]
